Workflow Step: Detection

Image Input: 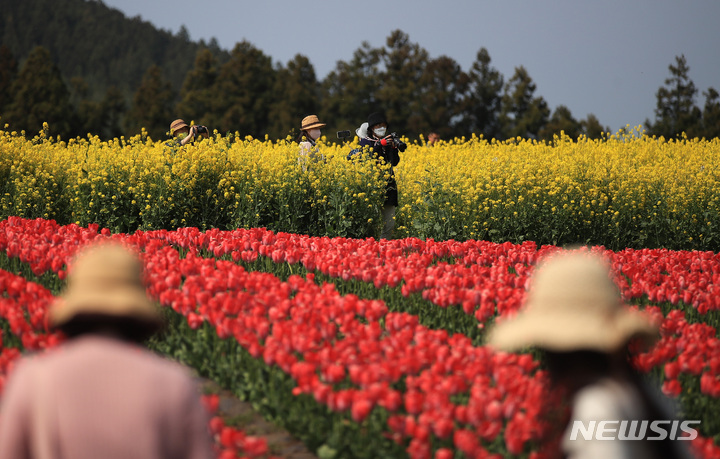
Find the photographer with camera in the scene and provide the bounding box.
[358,111,406,239]
[168,118,209,147]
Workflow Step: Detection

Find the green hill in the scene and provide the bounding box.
[0,0,229,103]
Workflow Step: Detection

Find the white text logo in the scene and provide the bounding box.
[569,420,700,441]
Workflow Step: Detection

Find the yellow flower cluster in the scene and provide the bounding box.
[1,126,719,249]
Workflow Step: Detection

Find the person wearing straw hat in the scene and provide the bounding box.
[488,250,691,459]
[0,241,214,459]
[297,114,327,171]
[168,118,209,147]
[426,132,440,146]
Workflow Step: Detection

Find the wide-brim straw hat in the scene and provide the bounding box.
[487,250,659,353]
[170,119,189,134]
[301,115,326,130]
[49,242,161,330]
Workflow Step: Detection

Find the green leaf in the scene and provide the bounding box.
[317,444,338,459]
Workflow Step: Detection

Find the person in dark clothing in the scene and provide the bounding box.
[358,111,406,239]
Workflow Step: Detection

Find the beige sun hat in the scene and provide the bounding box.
[49,242,161,329]
[170,119,189,134]
[487,250,659,353]
[301,115,326,131]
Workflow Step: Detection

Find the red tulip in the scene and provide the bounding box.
[351,397,373,423]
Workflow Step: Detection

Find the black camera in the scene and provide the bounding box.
[195,125,208,134]
[390,132,407,151]
[337,130,352,140]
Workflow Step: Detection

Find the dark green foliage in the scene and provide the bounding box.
[320,42,382,135]
[376,30,429,134]
[0,45,17,114]
[125,65,175,139]
[699,87,720,139]
[267,54,321,140]
[0,0,229,105]
[213,42,276,137]
[175,49,220,130]
[458,48,504,139]
[100,85,128,140]
[72,77,125,138]
[646,55,702,139]
[580,114,609,140]
[539,105,582,141]
[416,55,470,139]
[4,46,75,138]
[498,66,550,140]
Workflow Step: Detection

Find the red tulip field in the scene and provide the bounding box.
[1,217,719,458]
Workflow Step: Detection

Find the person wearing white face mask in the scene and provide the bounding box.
[298,114,327,172]
[358,111,406,239]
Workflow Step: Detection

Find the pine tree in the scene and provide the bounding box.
[700,88,720,139]
[646,55,702,138]
[125,65,175,140]
[213,41,275,137]
[99,85,126,140]
[417,55,469,140]
[267,54,319,140]
[175,49,219,130]
[499,66,549,140]
[376,30,429,136]
[320,41,382,134]
[580,114,608,140]
[538,105,581,141]
[5,46,74,138]
[0,45,18,116]
[459,48,504,140]
[71,76,105,138]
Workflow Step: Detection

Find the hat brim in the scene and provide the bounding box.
[171,122,189,134]
[487,307,659,353]
[302,122,326,130]
[50,288,161,330]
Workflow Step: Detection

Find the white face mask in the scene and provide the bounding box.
[308,128,321,140]
[373,127,387,137]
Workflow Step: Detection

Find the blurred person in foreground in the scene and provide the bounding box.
[358,111,406,239]
[0,242,214,459]
[488,250,692,459]
[168,118,209,147]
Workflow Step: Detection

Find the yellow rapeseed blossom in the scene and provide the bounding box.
[1,127,719,249]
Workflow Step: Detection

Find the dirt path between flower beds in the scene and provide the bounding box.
[198,377,318,459]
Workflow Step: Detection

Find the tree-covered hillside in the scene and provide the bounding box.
[0,0,228,101]
[1,0,717,142]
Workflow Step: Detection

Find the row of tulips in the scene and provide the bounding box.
[0,265,279,459]
[0,218,555,456]
[0,217,719,457]
[157,226,720,322]
[166,227,720,391]
[151,225,720,454]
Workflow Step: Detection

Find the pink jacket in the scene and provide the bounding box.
[0,335,214,459]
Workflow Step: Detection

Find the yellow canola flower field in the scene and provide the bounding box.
[396,131,720,250]
[2,125,719,250]
[0,127,386,238]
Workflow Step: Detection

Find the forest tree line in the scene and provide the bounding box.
[0,0,718,142]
